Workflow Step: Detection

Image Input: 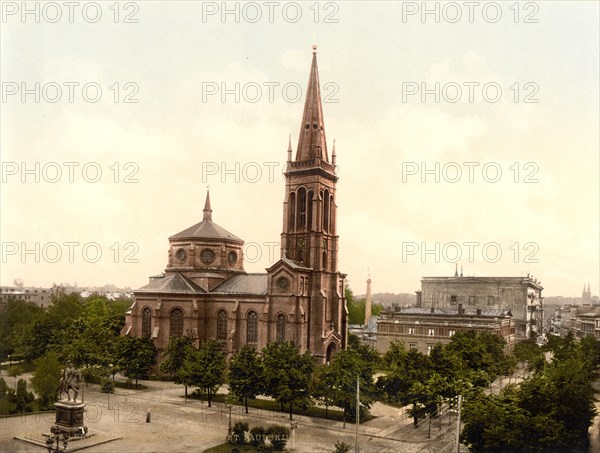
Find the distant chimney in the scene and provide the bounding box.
[458,303,464,315]
[365,275,372,327]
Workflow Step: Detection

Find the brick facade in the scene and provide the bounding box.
[123,47,347,363]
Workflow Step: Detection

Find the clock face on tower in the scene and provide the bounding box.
[175,248,187,264]
[201,248,215,264]
[297,238,305,247]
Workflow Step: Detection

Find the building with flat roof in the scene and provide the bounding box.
[0,286,50,309]
[376,305,515,356]
[417,272,542,341]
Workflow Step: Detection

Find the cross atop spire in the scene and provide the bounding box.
[203,190,212,222]
[295,45,328,162]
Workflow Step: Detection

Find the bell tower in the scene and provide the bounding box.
[280,45,346,358]
[281,45,339,272]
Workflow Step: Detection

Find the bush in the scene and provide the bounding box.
[257,444,273,453]
[249,426,266,446]
[231,421,249,445]
[101,379,115,394]
[334,440,351,453]
[265,425,290,451]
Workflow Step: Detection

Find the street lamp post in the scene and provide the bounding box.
[226,403,233,442]
[355,375,360,453]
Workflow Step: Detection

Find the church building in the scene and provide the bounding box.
[123,46,347,363]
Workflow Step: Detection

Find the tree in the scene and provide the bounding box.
[381,340,407,370]
[0,299,44,360]
[228,345,264,413]
[14,379,34,413]
[319,347,377,428]
[378,348,431,405]
[31,351,62,409]
[262,341,314,420]
[446,331,511,383]
[312,365,336,419]
[160,336,194,397]
[115,335,157,387]
[0,378,15,415]
[520,358,596,451]
[406,373,450,427]
[461,335,599,453]
[180,339,226,407]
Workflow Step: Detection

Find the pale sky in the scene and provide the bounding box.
[1,1,598,297]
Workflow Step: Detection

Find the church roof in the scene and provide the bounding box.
[212,273,268,295]
[136,272,207,294]
[279,256,311,270]
[265,256,311,273]
[170,191,243,243]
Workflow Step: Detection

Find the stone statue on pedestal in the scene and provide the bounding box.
[58,362,82,403]
[52,362,87,438]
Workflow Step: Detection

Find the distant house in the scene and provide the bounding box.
[551,305,600,340]
[0,286,50,309]
[348,316,378,350]
[376,304,515,356]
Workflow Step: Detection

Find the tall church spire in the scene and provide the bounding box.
[295,45,328,162]
[203,190,212,222]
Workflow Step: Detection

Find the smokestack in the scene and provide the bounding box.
[365,275,372,327]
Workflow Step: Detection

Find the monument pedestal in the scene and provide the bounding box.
[51,401,88,438]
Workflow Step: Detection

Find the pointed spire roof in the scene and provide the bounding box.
[454,264,459,277]
[295,45,328,162]
[203,190,212,221]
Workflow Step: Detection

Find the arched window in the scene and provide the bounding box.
[217,309,228,342]
[276,314,286,342]
[288,192,296,232]
[142,307,152,337]
[329,194,335,233]
[307,190,314,230]
[170,308,184,338]
[323,189,330,232]
[247,311,258,344]
[297,188,307,229]
[322,251,327,270]
[326,343,336,363]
